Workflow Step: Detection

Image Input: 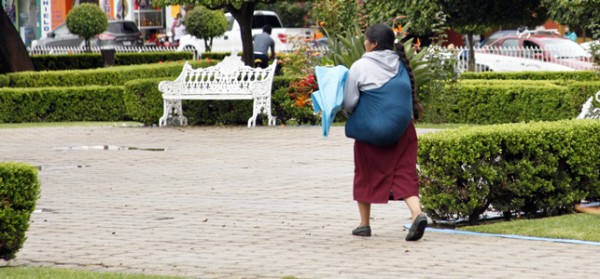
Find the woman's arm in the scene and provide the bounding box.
[343,65,361,114]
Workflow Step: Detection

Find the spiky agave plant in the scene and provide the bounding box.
[320,22,433,92]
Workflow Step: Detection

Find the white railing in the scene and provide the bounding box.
[452,46,596,72]
[28,46,181,55]
[28,45,597,73]
[27,45,329,55]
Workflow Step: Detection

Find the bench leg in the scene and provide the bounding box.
[160,99,188,127]
[249,96,276,127]
[265,96,276,126]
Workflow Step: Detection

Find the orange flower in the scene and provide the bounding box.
[393,24,403,34]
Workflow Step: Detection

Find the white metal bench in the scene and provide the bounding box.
[577,90,600,119]
[158,53,277,127]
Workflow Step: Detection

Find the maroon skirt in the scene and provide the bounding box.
[353,121,418,203]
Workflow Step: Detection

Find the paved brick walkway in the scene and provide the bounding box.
[1,125,599,278]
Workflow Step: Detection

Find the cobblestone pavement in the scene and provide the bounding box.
[1,125,599,279]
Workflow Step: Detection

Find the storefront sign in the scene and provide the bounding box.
[41,0,51,36]
[51,0,66,29]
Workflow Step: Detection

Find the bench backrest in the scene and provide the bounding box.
[161,53,277,99]
[577,90,600,120]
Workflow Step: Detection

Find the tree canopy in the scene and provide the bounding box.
[542,0,600,38]
[185,6,228,52]
[154,0,277,65]
[66,3,109,52]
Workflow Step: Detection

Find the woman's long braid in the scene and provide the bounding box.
[395,42,424,120]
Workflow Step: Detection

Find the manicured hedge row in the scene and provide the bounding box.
[0,162,41,261]
[418,119,600,224]
[0,86,126,123]
[460,70,600,81]
[421,81,600,124]
[123,75,301,126]
[2,60,216,88]
[200,52,240,60]
[0,74,8,87]
[31,51,194,71]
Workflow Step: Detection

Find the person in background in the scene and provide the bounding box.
[171,13,185,44]
[564,26,578,42]
[343,23,427,241]
[253,25,275,68]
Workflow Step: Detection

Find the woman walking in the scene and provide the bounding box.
[343,24,427,241]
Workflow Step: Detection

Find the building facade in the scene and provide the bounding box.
[2,0,181,47]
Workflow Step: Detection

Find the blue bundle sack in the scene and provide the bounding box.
[345,64,413,147]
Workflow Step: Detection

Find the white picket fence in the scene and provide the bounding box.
[27,46,181,55]
[28,45,597,72]
[451,46,596,72]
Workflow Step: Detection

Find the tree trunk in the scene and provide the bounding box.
[467,33,476,72]
[0,9,35,74]
[227,2,257,66]
[205,37,213,52]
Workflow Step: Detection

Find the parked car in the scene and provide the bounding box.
[31,20,143,48]
[461,32,594,72]
[480,28,561,47]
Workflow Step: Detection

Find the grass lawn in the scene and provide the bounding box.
[0,267,183,279]
[459,213,600,242]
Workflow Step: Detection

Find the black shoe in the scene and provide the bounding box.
[352,226,371,237]
[405,213,427,241]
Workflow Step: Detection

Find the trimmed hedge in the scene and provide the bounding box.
[0,162,41,261]
[123,75,300,126]
[3,60,216,88]
[0,74,8,87]
[418,119,600,224]
[0,86,126,123]
[421,81,600,124]
[460,70,600,81]
[31,52,194,71]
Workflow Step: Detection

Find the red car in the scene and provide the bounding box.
[480,33,593,70]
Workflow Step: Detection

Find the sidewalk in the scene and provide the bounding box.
[1,125,598,278]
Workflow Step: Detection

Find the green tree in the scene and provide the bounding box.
[154,0,278,65]
[185,6,229,52]
[542,0,600,39]
[310,0,368,36]
[66,3,109,52]
[0,9,34,74]
[399,0,548,71]
[257,1,312,27]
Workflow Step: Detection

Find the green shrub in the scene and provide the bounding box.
[29,52,195,71]
[272,86,320,125]
[421,81,600,124]
[122,78,164,125]
[0,86,126,123]
[200,52,239,61]
[114,52,193,66]
[0,162,41,261]
[0,74,8,87]
[5,60,215,88]
[460,71,600,81]
[418,120,600,224]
